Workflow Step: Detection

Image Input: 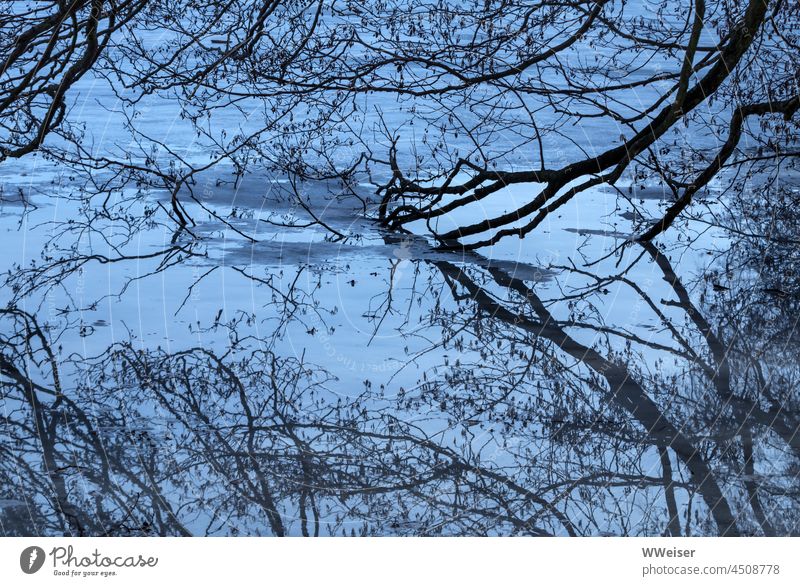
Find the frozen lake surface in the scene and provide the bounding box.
[2,158,797,536]
[1,0,798,537]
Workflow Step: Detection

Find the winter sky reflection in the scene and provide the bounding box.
[1,0,799,537]
[1,171,798,536]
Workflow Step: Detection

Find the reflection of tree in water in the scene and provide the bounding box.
[421,244,799,537]
[2,230,798,536]
[1,0,798,539]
